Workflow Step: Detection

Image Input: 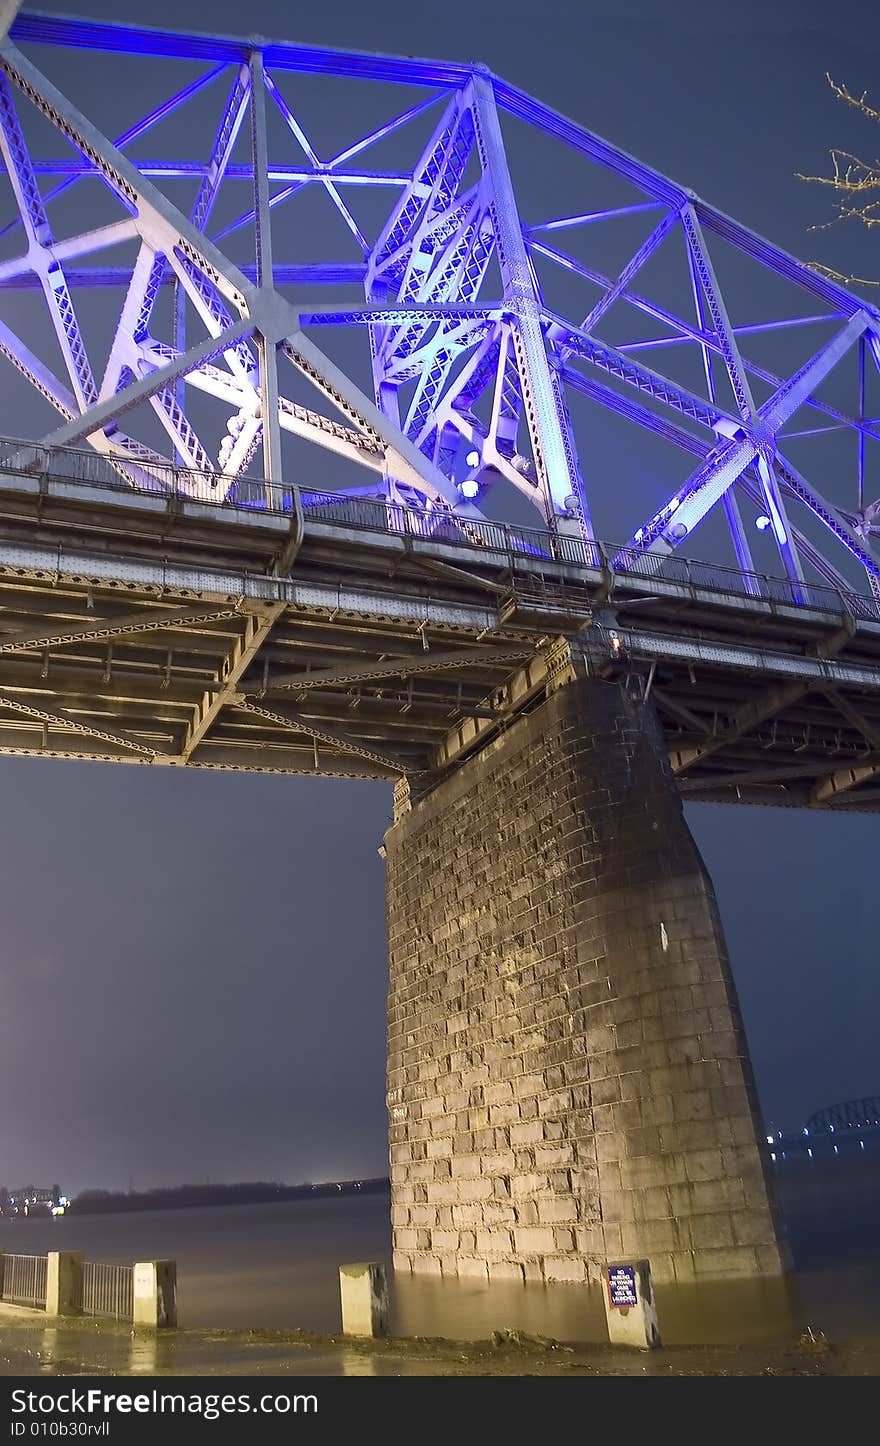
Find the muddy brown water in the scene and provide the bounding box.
[3,1155,878,1349]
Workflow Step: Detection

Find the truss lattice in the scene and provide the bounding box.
[1,11,880,599]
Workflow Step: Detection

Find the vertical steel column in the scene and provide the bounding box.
[249,50,284,511]
[470,72,591,537]
[683,204,804,590]
[685,228,757,586]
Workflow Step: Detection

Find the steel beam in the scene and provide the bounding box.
[0,603,239,655]
[247,645,534,693]
[471,74,588,531]
[237,699,416,775]
[0,686,168,756]
[669,682,810,775]
[822,689,880,749]
[178,604,284,763]
[812,760,880,805]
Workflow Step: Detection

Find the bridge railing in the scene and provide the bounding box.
[0,1252,47,1308]
[0,435,877,624]
[0,436,292,514]
[81,1260,134,1321]
[298,489,605,569]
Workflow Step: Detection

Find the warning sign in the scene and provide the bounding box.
[607,1264,638,1309]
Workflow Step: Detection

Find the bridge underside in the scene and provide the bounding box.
[0,459,880,812]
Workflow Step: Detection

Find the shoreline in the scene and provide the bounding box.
[0,1308,877,1377]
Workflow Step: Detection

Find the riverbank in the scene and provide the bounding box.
[0,1309,877,1376]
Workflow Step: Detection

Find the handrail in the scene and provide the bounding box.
[0,433,876,623]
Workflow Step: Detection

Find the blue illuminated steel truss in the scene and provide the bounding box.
[1,10,880,600]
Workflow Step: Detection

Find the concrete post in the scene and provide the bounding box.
[339,1262,389,1337]
[132,1260,177,1328]
[603,1259,661,1349]
[45,1252,82,1317]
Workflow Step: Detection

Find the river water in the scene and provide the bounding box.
[5,1155,879,1347]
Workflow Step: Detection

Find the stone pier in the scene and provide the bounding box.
[384,669,788,1285]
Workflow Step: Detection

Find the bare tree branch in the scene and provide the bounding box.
[826,73,880,126]
[799,74,880,273]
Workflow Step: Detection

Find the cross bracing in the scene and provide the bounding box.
[0,13,877,596]
[0,15,880,808]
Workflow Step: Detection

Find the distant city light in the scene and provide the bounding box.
[755,514,772,531]
[465,450,480,468]
[459,477,480,499]
[766,1134,774,1144]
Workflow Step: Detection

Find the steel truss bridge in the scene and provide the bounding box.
[0,11,880,810]
[805,1098,880,1136]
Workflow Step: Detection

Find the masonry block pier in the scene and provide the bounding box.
[385,671,788,1285]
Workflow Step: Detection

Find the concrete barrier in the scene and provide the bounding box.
[46,1252,83,1317]
[339,1262,389,1337]
[133,1260,177,1328]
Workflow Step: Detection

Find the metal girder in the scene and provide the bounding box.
[810,690,880,800]
[470,74,588,532]
[245,644,534,693]
[434,637,573,770]
[0,602,239,655]
[679,757,880,792]
[822,689,880,749]
[0,3,20,43]
[177,604,284,763]
[618,626,880,693]
[188,743,391,780]
[237,699,416,775]
[669,682,810,775]
[650,686,706,734]
[280,334,461,507]
[616,310,870,562]
[0,685,167,756]
[812,759,880,805]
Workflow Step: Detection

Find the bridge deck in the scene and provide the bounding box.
[0,452,879,811]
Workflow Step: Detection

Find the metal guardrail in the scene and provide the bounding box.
[81,1260,134,1321]
[0,436,291,513]
[0,433,878,625]
[0,1252,47,1308]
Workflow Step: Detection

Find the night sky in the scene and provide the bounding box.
[1,0,878,1195]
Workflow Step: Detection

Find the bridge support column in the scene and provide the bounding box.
[385,672,788,1284]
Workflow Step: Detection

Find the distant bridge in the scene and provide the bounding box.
[806,1098,880,1136]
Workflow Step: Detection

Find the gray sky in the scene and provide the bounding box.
[0,0,878,1193]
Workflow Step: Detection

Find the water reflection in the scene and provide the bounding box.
[392,1268,803,1347]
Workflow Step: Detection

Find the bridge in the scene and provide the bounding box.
[1,9,878,1290]
[806,1098,880,1136]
